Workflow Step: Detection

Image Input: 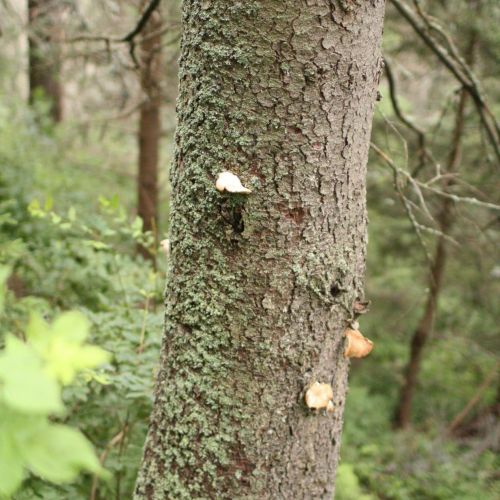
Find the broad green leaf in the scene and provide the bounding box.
[45,343,110,385]
[28,312,110,385]
[0,336,63,414]
[75,345,110,369]
[25,313,51,347]
[24,424,105,483]
[0,429,24,497]
[50,311,90,343]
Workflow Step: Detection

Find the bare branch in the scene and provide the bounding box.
[122,0,161,43]
[384,57,431,176]
[121,0,162,67]
[390,0,500,162]
[448,362,499,435]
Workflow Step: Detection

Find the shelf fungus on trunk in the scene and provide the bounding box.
[344,328,374,358]
[160,239,170,257]
[215,171,252,194]
[305,382,335,414]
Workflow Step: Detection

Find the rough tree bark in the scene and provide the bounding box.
[137,1,164,261]
[28,0,63,122]
[135,1,385,498]
[394,32,477,430]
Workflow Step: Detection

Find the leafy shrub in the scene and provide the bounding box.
[0,270,109,497]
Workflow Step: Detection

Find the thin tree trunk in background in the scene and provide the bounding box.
[28,0,63,122]
[137,1,163,261]
[394,35,477,429]
[134,1,385,498]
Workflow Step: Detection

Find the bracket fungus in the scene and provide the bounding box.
[344,328,373,358]
[305,382,334,413]
[215,171,252,194]
[160,239,170,257]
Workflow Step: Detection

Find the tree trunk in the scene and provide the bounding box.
[394,35,477,430]
[137,1,163,261]
[28,0,63,122]
[135,1,385,498]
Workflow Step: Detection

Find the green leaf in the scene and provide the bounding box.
[45,343,110,385]
[0,336,63,414]
[0,265,10,314]
[27,199,45,218]
[25,313,51,346]
[84,240,110,251]
[0,428,24,497]
[67,206,76,222]
[51,311,90,343]
[50,213,62,225]
[24,424,105,483]
[30,312,110,385]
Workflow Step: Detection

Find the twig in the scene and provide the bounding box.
[448,363,499,434]
[121,0,162,67]
[122,0,161,43]
[371,143,500,213]
[390,0,500,162]
[89,425,129,500]
[372,142,434,263]
[384,57,432,176]
[64,0,168,68]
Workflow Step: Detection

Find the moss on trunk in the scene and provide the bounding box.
[135,1,385,498]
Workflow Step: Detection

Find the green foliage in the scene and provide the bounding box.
[337,388,499,500]
[0,268,109,497]
[336,463,374,500]
[0,101,165,499]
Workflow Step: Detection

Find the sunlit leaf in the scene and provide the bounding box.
[0,428,24,497]
[24,424,106,483]
[25,313,51,346]
[0,336,63,414]
[51,311,90,343]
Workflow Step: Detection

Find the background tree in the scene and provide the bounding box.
[28,0,63,122]
[136,0,164,261]
[393,23,479,429]
[134,1,386,498]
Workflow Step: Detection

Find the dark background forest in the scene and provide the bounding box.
[0,0,498,498]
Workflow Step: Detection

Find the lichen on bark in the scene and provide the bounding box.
[135,1,385,498]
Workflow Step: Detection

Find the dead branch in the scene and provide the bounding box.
[448,363,499,434]
[384,57,432,176]
[390,0,500,162]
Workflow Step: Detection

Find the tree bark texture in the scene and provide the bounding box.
[137,2,163,260]
[135,1,385,498]
[28,0,63,122]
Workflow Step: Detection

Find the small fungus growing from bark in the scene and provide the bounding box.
[160,239,170,256]
[305,382,334,410]
[215,171,252,194]
[344,328,373,358]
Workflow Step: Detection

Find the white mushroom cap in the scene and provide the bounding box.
[215,171,251,194]
[160,239,170,256]
[305,382,334,410]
